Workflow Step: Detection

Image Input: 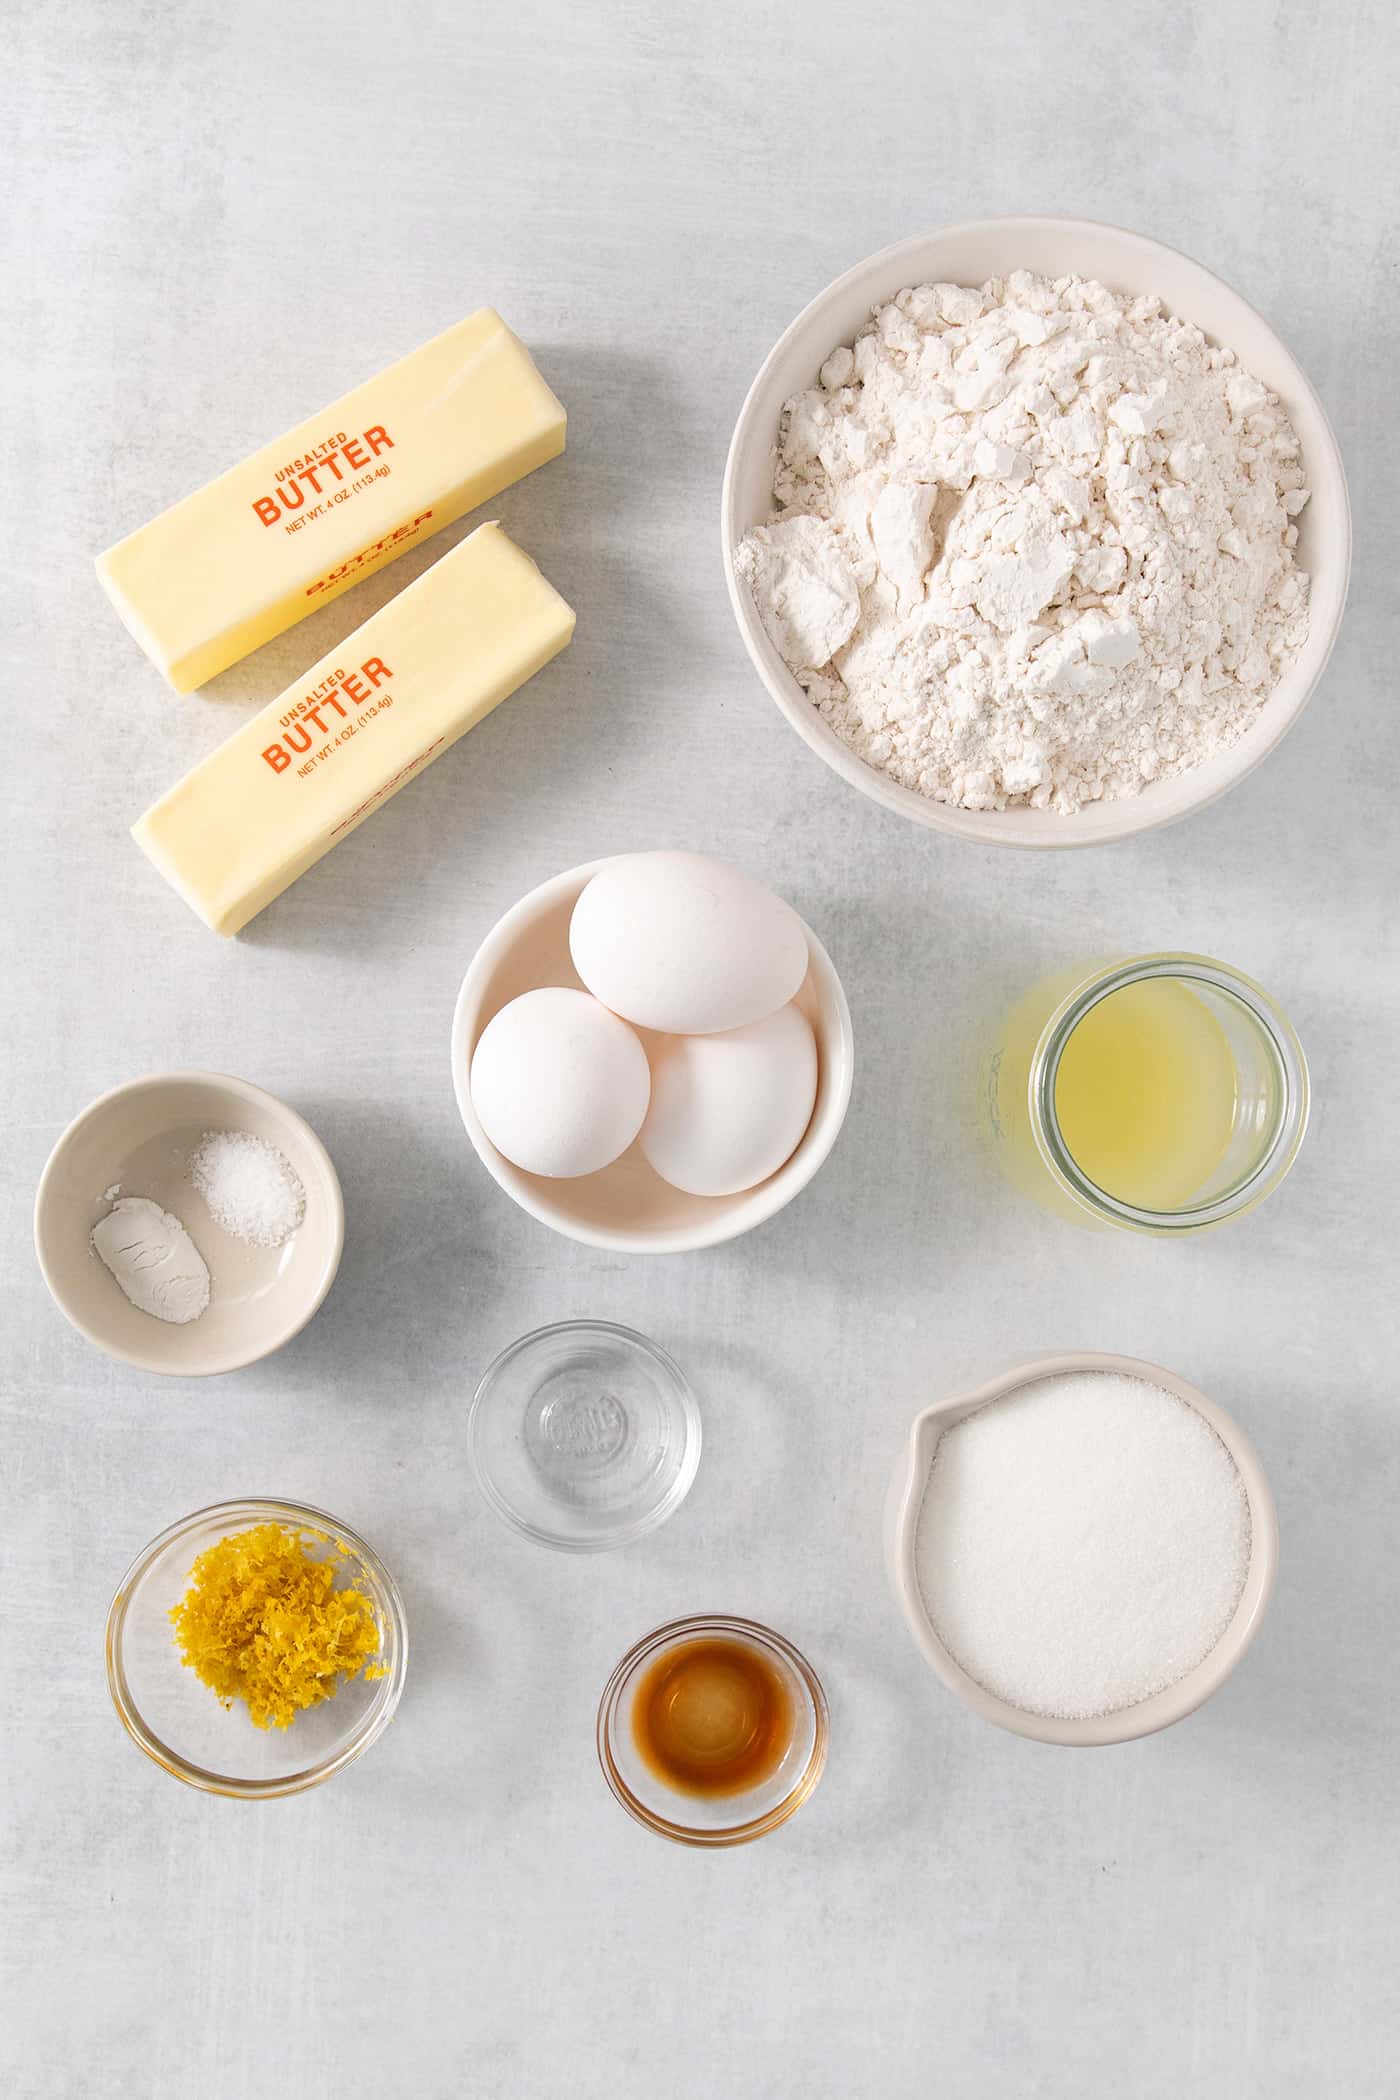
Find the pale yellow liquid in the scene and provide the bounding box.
[1052,978,1239,1212]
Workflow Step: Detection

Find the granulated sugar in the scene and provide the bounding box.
[914,1371,1250,1720]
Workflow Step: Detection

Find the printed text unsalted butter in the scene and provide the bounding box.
[132,524,574,935]
[98,311,566,692]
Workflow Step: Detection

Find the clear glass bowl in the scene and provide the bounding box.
[596,1615,828,1846]
[105,1499,407,1798]
[469,1321,701,1551]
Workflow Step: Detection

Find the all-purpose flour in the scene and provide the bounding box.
[736,272,1311,812]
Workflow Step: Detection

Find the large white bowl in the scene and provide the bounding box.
[451,857,854,1253]
[722,217,1351,849]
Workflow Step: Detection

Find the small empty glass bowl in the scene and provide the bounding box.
[469,1321,701,1551]
[596,1615,828,1846]
[106,1498,407,1797]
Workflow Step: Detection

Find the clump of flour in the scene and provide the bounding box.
[736,272,1311,812]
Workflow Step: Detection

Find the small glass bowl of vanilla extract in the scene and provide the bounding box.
[596,1616,828,1846]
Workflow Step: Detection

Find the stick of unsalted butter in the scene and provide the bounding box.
[132,523,574,937]
[98,310,566,693]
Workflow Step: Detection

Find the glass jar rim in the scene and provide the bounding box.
[1029,953,1310,1233]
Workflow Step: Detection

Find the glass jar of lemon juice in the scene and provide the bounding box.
[985,954,1310,1233]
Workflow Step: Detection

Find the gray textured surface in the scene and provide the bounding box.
[4,3,1398,2094]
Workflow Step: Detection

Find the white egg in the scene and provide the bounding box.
[640,1002,818,1197]
[470,987,650,1179]
[569,851,809,1035]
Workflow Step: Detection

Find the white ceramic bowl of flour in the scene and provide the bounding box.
[722,218,1351,848]
[883,1351,1279,1746]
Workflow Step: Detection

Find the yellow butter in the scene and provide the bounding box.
[133,523,574,936]
[98,310,566,692]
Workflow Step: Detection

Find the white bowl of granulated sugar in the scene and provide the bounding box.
[722,217,1351,848]
[883,1352,1279,1746]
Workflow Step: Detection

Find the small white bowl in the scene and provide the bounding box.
[35,1072,344,1376]
[884,1351,1279,1746]
[722,216,1351,849]
[451,857,854,1253]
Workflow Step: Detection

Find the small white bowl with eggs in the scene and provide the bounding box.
[451,854,854,1252]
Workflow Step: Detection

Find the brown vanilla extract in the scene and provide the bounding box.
[631,1635,794,1797]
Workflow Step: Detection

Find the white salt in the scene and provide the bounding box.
[914,1371,1250,1721]
[189,1130,305,1249]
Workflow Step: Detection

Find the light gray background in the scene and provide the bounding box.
[4,2,1397,2094]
